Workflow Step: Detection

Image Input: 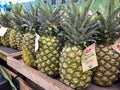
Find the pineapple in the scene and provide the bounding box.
[0,28,1,44]
[16,31,24,50]
[35,1,62,77]
[10,2,25,50]
[21,4,40,67]
[0,32,1,43]
[22,32,36,66]
[0,36,1,45]
[1,28,11,46]
[36,36,60,77]
[0,38,1,45]
[59,1,99,89]
[9,29,17,49]
[0,12,12,46]
[0,17,2,45]
[92,0,120,86]
[1,29,11,46]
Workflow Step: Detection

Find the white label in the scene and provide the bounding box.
[113,38,120,54]
[0,27,8,36]
[35,33,40,52]
[88,10,93,15]
[81,43,98,72]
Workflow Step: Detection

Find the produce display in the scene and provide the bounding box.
[0,0,120,89]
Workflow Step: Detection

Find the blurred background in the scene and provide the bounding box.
[0,0,120,13]
[0,0,35,13]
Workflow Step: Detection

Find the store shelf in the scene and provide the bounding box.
[0,46,21,61]
[0,46,120,90]
[7,56,73,90]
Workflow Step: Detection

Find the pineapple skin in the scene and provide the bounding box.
[36,36,60,77]
[0,37,2,45]
[22,33,36,67]
[59,45,92,89]
[16,31,24,50]
[9,29,17,49]
[92,45,120,86]
[1,28,11,46]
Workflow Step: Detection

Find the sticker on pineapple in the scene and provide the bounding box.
[88,10,93,15]
[81,43,98,72]
[113,38,120,54]
[35,33,40,52]
[0,27,8,37]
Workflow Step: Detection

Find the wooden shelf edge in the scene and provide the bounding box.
[0,50,9,56]
[0,50,9,61]
[10,51,22,57]
[7,56,73,90]
[0,46,21,61]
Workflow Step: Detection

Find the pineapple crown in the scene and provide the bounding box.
[10,2,41,33]
[96,0,120,45]
[36,0,63,37]
[60,0,100,49]
[20,3,41,33]
[0,12,12,28]
[10,2,26,31]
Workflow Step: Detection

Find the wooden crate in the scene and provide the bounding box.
[7,56,73,90]
[0,46,21,61]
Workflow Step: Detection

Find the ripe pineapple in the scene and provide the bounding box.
[0,38,1,44]
[0,38,1,45]
[92,0,120,86]
[9,29,17,49]
[35,1,62,77]
[59,1,99,89]
[0,12,12,46]
[0,18,2,45]
[0,36,1,45]
[22,32,36,67]
[10,2,25,50]
[36,36,60,77]
[1,29,11,46]
[21,4,40,67]
[16,31,24,50]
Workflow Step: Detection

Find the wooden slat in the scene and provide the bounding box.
[1,65,34,90]
[26,79,44,90]
[0,50,9,56]
[0,46,21,61]
[7,56,73,90]
[17,77,34,90]
[10,51,22,57]
[0,50,9,61]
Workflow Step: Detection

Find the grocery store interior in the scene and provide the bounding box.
[0,0,120,90]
